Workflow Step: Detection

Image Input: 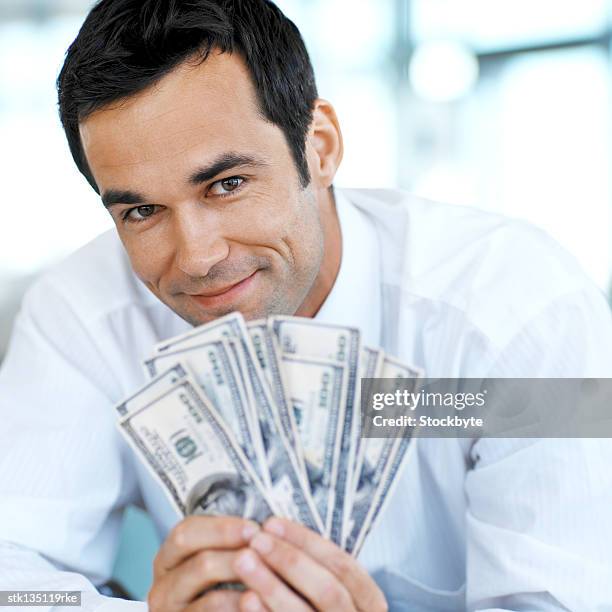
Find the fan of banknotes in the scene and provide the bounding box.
[114,313,422,556]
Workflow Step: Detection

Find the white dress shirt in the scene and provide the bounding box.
[1,187,611,611]
[316,189,381,348]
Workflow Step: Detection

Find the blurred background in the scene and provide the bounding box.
[1,0,611,599]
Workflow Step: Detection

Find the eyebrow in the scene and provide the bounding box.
[101,152,270,208]
[188,152,269,186]
[101,189,146,208]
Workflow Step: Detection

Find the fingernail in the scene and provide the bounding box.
[235,550,257,574]
[250,532,274,555]
[243,592,263,612]
[264,517,285,537]
[242,521,260,540]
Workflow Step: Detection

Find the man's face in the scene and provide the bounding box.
[80,52,326,325]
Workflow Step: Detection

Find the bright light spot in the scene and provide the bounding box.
[409,40,479,102]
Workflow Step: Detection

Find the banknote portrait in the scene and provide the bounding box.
[187,472,271,524]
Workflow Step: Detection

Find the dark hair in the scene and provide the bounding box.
[57,0,318,191]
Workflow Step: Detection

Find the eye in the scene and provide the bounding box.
[123,205,158,223]
[208,176,244,197]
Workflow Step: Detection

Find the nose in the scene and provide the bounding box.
[173,207,229,278]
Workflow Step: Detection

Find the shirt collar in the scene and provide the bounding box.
[314,189,381,348]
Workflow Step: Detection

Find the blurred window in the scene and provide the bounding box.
[407,1,612,290]
[411,0,610,50]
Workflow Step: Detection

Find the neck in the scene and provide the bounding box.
[295,187,342,318]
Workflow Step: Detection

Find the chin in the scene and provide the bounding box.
[172,302,267,328]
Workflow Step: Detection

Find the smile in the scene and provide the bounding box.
[188,271,258,308]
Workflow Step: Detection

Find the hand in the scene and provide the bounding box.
[233,517,388,612]
[147,515,260,612]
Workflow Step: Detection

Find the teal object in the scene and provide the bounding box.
[111,506,161,601]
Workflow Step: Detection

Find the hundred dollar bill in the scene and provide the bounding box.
[155,314,271,431]
[117,377,276,522]
[349,431,416,557]
[343,346,384,530]
[352,346,384,468]
[154,313,259,433]
[344,356,422,552]
[154,314,322,532]
[115,363,188,419]
[270,317,360,545]
[247,319,306,476]
[280,353,348,537]
[143,339,269,488]
[154,312,247,353]
[226,336,324,533]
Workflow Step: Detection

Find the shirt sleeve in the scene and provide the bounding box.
[465,286,612,611]
[0,277,145,610]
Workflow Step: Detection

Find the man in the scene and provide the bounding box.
[1,0,611,610]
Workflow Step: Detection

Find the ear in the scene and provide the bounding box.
[306,99,344,189]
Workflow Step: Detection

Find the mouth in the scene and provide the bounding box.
[187,271,259,309]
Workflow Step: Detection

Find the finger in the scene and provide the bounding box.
[263,518,387,612]
[183,588,243,612]
[249,532,354,611]
[155,550,244,607]
[155,516,260,577]
[233,549,312,612]
[239,591,271,612]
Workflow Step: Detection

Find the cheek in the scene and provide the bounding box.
[234,187,318,251]
[271,193,324,280]
[120,229,174,284]
[228,189,296,240]
[284,190,322,250]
